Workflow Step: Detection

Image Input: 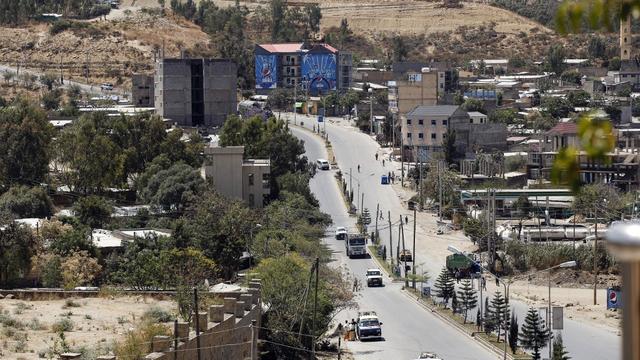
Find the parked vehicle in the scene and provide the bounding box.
[445,253,480,278]
[316,159,330,170]
[356,311,382,340]
[335,226,348,241]
[345,233,367,258]
[366,268,383,287]
[415,352,443,359]
[100,83,113,91]
[399,249,412,262]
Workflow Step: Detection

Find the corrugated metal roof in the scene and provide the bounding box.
[406,105,460,117]
[257,43,304,53]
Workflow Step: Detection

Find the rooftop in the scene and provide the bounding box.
[257,43,304,53]
[406,105,460,117]
[467,111,486,117]
[546,122,577,135]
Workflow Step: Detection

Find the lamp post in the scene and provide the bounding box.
[606,221,640,360]
[447,245,576,360]
[368,87,374,135]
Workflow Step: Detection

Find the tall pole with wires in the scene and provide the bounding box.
[412,207,417,289]
[311,257,320,359]
[388,211,393,266]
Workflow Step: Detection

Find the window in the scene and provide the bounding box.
[407,133,412,139]
[248,194,255,207]
[407,119,412,125]
[469,119,474,124]
[431,120,436,126]
[442,119,448,126]
[418,119,424,125]
[248,173,254,186]
[418,133,424,139]
[431,133,436,140]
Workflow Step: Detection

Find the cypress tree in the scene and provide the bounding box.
[490,291,508,341]
[476,308,482,329]
[434,267,455,306]
[483,296,495,334]
[457,279,478,323]
[552,332,571,360]
[451,291,459,314]
[509,312,519,354]
[519,307,551,360]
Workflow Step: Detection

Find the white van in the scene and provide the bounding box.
[316,159,330,170]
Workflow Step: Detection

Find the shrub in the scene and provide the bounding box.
[63,299,81,309]
[51,318,74,333]
[28,318,45,331]
[142,307,173,323]
[114,321,171,359]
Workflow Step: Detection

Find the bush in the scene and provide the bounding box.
[142,307,173,323]
[49,20,88,35]
[504,241,617,274]
[0,185,54,218]
[51,318,74,333]
[114,321,171,359]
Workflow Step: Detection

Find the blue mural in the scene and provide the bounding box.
[301,53,337,95]
[255,55,277,89]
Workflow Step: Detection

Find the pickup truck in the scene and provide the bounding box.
[356,311,382,340]
[366,268,383,287]
[335,226,347,241]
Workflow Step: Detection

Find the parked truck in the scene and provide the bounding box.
[445,253,480,278]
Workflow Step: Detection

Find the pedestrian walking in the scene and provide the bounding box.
[350,319,357,340]
[375,153,379,161]
[405,215,408,224]
[357,164,360,172]
[382,159,385,167]
[482,276,487,291]
[495,277,500,287]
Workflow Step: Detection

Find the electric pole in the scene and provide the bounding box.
[388,211,393,266]
[375,203,379,243]
[311,257,319,359]
[412,207,417,289]
[401,217,408,288]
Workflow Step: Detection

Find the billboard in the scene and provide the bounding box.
[301,53,337,94]
[255,54,277,89]
[607,287,622,309]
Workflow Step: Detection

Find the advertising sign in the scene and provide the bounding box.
[607,287,622,309]
[255,54,277,89]
[552,306,564,330]
[301,53,337,94]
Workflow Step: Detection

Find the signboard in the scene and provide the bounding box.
[417,147,429,163]
[552,306,563,330]
[607,287,622,309]
[301,53,337,94]
[255,54,277,89]
[317,115,324,123]
[408,73,422,82]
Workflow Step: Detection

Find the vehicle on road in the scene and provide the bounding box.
[335,226,348,240]
[399,249,412,262]
[356,311,382,340]
[316,159,330,170]
[100,83,113,91]
[415,352,443,359]
[345,233,367,258]
[366,268,383,287]
[445,253,480,278]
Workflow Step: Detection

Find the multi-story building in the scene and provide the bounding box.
[131,74,154,107]
[527,122,640,191]
[402,105,507,161]
[154,58,237,127]
[203,146,271,208]
[254,42,351,95]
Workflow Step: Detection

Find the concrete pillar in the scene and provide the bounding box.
[247,288,259,304]
[191,312,208,332]
[152,335,171,352]
[240,294,253,310]
[176,322,189,341]
[223,297,237,314]
[235,301,245,318]
[209,304,224,322]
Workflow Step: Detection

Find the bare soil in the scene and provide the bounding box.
[0,296,175,360]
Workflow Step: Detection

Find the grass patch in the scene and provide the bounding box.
[0,313,25,329]
[13,302,30,315]
[142,307,173,323]
[114,320,171,359]
[51,318,74,333]
[63,299,81,309]
[28,318,45,331]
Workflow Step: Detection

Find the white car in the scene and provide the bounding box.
[335,226,347,240]
[366,268,383,287]
[416,352,443,360]
[100,83,113,91]
[356,311,382,340]
[316,159,330,170]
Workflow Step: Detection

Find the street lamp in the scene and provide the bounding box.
[368,87,374,135]
[447,245,576,360]
[606,221,640,360]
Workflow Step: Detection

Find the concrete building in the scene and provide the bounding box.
[131,74,154,107]
[468,111,488,124]
[203,146,270,208]
[254,42,351,95]
[154,58,237,127]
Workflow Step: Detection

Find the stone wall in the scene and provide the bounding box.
[142,280,262,360]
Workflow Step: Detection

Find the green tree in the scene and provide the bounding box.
[161,247,217,287]
[39,72,58,91]
[489,291,509,341]
[462,98,484,113]
[42,89,62,111]
[566,90,590,107]
[276,172,318,207]
[463,217,490,250]
[560,69,582,85]
[0,219,40,286]
[49,228,96,257]
[434,267,455,305]
[529,111,557,131]
[266,88,294,110]
[443,129,457,165]
[512,194,531,240]
[484,296,495,334]
[587,36,606,59]
[519,307,550,360]
[338,18,351,48]
[422,163,462,209]
[489,108,517,124]
[546,44,566,76]
[139,163,204,212]
[541,96,572,119]
[73,196,113,229]
[0,100,53,187]
[608,57,621,71]
[572,183,627,222]
[456,279,478,323]
[0,185,53,218]
[509,313,519,354]
[552,332,571,360]
[391,36,408,62]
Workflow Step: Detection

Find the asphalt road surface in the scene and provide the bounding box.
[291,126,498,360]
[288,114,622,360]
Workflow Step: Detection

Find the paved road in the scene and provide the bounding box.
[288,113,622,360]
[291,126,498,360]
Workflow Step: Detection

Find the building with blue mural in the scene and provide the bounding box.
[254,42,352,96]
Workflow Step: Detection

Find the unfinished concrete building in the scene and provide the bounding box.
[154,58,237,127]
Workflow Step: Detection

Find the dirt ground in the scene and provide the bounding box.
[0,296,175,360]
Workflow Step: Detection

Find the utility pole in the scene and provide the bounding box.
[401,217,408,288]
[357,182,360,215]
[251,320,257,360]
[412,207,417,289]
[194,288,201,360]
[311,257,320,359]
[401,133,405,186]
[438,161,443,221]
[349,168,353,203]
[375,203,379,243]
[397,216,401,265]
[369,88,374,135]
[361,193,365,223]
[419,158,423,209]
[173,320,178,360]
[388,211,393,266]
[594,209,599,305]
[293,81,297,125]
